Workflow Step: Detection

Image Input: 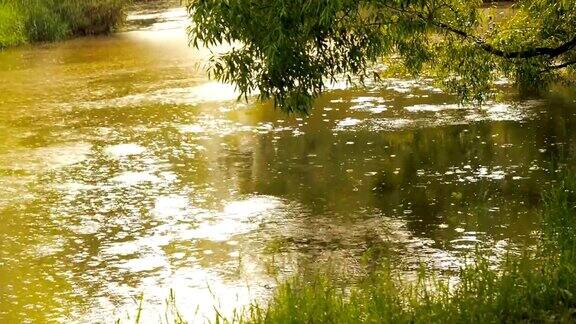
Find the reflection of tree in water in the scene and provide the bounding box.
[232,99,576,253]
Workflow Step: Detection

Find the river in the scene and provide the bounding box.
[1,3,576,323]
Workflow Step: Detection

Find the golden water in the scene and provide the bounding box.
[1,4,576,323]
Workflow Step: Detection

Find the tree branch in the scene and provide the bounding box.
[433,19,576,59]
[376,3,576,59]
[546,60,576,71]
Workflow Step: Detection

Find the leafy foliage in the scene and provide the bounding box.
[187,0,576,112]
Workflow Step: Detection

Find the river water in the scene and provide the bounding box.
[1,4,576,323]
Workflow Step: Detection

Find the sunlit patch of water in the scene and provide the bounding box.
[182,196,282,242]
[348,96,390,114]
[331,100,541,133]
[110,171,162,185]
[466,103,528,122]
[385,78,443,94]
[126,7,189,31]
[0,142,92,171]
[335,117,362,129]
[76,83,240,109]
[65,194,297,321]
[153,194,189,218]
[404,103,462,112]
[104,143,147,157]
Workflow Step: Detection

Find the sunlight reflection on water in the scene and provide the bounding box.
[0,2,572,323]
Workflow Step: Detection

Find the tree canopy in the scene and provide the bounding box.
[187,0,576,112]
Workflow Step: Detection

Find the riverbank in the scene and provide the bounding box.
[144,171,574,323]
[0,0,127,48]
[226,173,576,323]
[133,172,576,323]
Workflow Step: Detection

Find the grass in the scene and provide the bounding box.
[198,172,576,323]
[0,2,26,48]
[0,0,127,48]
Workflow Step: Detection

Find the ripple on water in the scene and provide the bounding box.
[153,194,189,219]
[110,171,162,185]
[116,254,169,273]
[178,124,205,134]
[0,143,92,209]
[466,103,528,122]
[67,219,103,236]
[0,175,35,209]
[385,78,443,94]
[104,143,146,157]
[98,195,284,271]
[0,142,92,171]
[404,103,462,112]
[177,117,252,137]
[335,117,362,129]
[76,83,239,109]
[184,196,282,242]
[332,100,541,133]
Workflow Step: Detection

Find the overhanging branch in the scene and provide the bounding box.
[433,20,576,59]
[546,60,576,71]
[376,3,576,60]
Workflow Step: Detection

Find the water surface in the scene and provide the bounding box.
[1,4,576,323]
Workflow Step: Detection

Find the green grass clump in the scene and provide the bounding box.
[24,0,127,41]
[48,0,126,36]
[23,0,69,42]
[0,2,26,48]
[0,0,127,47]
[236,174,576,323]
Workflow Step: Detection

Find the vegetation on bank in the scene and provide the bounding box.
[197,173,576,323]
[0,0,127,48]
